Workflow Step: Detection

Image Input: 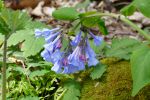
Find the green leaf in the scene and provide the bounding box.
[90,63,106,80]
[0,0,4,11]
[29,70,49,79]
[81,17,108,35]
[21,35,45,57]
[105,37,141,60]
[0,15,10,35]
[12,67,25,75]
[63,79,81,100]
[7,30,32,46]
[25,21,49,29]
[52,7,79,21]
[97,19,108,35]
[0,8,31,33]
[8,29,45,57]
[131,44,150,96]
[120,2,136,16]
[134,0,150,18]
[81,16,99,28]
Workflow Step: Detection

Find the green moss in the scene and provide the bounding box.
[80,58,150,100]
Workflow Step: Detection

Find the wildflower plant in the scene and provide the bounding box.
[34,4,150,98]
[1,0,150,99]
[35,27,103,74]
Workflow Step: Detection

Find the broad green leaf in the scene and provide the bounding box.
[81,16,99,28]
[0,0,4,11]
[52,7,79,21]
[120,2,136,16]
[29,70,49,79]
[7,30,32,46]
[0,15,10,35]
[90,63,106,80]
[131,44,150,96]
[21,35,45,57]
[134,0,150,18]
[12,67,25,75]
[81,17,108,35]
[63,79,81,100]
[8,29,45,57]
[105,37,141,60]
[0,8,31,33]
[25,21,49,29]
[97,19,108,35]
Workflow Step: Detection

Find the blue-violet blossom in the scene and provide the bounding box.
[35,28,102,74]
[89,31,103,46]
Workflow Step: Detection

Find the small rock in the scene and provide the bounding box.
[142,18,150,26]
[128,12,144,22]
[31,1,45,17]
[43,7,55,16]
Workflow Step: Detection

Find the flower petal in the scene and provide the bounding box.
[89,31,103,46]
[71,31,82,46]
[51,50,63,62]
[51,61,62,73]
[35,29,43,37]
[42,28,60,38]
[88,57,99,67]
[41,49,53,62]
[93,36,103,46]
[45,31,61,43]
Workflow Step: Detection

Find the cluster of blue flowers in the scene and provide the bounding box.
[35,27,103,74]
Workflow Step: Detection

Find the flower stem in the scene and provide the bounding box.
[88,13,150,41]
[2,35,7,100]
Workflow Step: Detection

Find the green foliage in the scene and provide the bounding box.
[131,44,150,96]
[29,70,49,79]
[20,96,39,100]
[97,19,108,35]
[0,0,4,11]
[120,2,136,16]
[121,0,150,18]
[7,30,31,46]
[105,37,141,60]
[6,62,59,99]
[21,35,44,57]
[81,15,108,35]
[89,40,106,54]
[0,8,30,35]
[52,7,79,21]
[90,63,106,80]
[25,21,49,29]
[63,79,81,100]
[0,15,10,35]
[134,0,150,18]
[81,16,100,28]
[7,30,45,57]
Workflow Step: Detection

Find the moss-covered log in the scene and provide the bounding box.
[80,58,150,100]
